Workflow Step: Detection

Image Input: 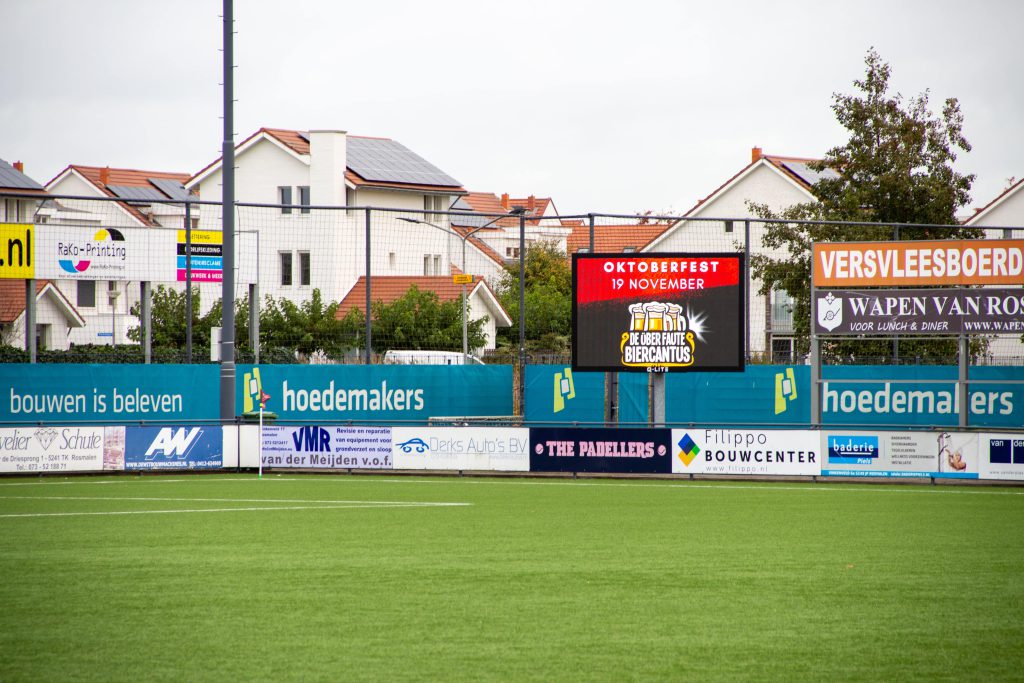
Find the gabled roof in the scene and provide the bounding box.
[963,176,1024,226]
[453,191,568,229]
[47,165,192,227]
[335,276,512,327]
[451,226,506,268]
[0,280,85,327]
[567,223,672,254]
[188,127,465,195]
[0,158,47,196]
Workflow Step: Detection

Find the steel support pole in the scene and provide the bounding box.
[518,211,527,415]
[958,334,969,428]
[810,266,820,426]
[651,373,666,426]
[744,220,751,362]
[249,282,259,364]
[219,0,236,422]
[461,236,468,362]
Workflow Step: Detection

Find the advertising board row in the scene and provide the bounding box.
[3,425,1021,481]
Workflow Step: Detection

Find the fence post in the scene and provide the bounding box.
[959,334,968,428]
[744,220,751,362]
[25,279,36,363]
[184,200,193,363]
[219,0,237,422]
[249,282,259,364]
[365,207,372,364]
[518,209,527,415]
[140,281,151,364]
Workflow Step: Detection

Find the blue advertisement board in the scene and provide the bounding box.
[1,364,219,423]
[124,426,223,470]
[238,364,512,423]
[525,366,605,426]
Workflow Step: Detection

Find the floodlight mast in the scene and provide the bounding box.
[399,207,525,363]
[220,0,236,422]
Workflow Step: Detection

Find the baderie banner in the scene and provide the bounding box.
[261,426,393,469]
[820,430,979,479]
[670,429,820,476]
[572,253,744,372]
[814,288,1024,335]
[530,427,672,474]
[391,427,529,471]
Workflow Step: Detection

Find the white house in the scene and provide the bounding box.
[452,192,573,262]
[186,127,469,311]
[644,147,827,361]
[0,280,85,351]
[43,165,193,346]
[0,158,48,223]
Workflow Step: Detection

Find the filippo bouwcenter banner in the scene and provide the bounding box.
[572,253,744,372]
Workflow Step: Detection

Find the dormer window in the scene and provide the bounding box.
[279,186,292,214]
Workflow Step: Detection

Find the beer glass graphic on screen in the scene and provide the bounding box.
[629,303,646,331]
[643,302,668,330]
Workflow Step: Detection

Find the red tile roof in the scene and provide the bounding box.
[566,223,672,254]
[0,280,80,324]
[52,165,192,226]
[335,275,496,320]
[451,226,506,267]
[682,152,822,216]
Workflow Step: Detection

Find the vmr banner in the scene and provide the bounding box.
[239,364,513,422]
[530,427,672,473]
[261,426,392,469]
[814,288,1024,335]
[572,253,744,372]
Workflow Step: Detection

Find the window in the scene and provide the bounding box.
[35,324,51,351]
[506,247,520,258]
[77,280,96,308]
[280,252,293,286]
[433,255,441,275]
[576,247,589,254]
[298,251,310,286]
[423,255,432,275]
[388,252,396,269]
[771,338,795,364]
[771,289,794,334]
[346,188,357,216]
[1004,228,1015,239]
[279,186,292,214]
[622,247,636,253]
[298,186,311,214]
[724,220,734,233]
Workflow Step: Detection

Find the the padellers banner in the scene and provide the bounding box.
[572,253,744,372]
[530,427,672,474]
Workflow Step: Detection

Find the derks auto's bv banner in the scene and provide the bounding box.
[391,427,529,471]
[572,253,744,372]
[670,429,820,476]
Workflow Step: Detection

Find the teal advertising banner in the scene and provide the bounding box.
[525,365,605,426]
[1,364,218,423]
[237,364,512,423]
[666,366,811,426]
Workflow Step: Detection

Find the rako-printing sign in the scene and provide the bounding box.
[572,254,744,372]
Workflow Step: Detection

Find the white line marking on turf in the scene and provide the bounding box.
[0,501,469,519]
[0,495,465,505]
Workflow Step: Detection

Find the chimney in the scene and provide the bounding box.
[99,166,111,186]
[751,147,763,163]
[527,195,536,212]
[501,193,510,210]
[309,130,348,206]
[13,161,24,173]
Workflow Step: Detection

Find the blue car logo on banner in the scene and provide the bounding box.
[125,426,223,470]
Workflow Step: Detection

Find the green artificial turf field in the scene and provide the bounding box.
[0,474,1021,681]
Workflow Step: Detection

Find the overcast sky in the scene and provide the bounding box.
[1,0,1021,217]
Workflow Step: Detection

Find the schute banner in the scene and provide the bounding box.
[572,253,745,372]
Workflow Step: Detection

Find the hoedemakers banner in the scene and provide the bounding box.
[262,426,393,469]
[0,426,105,473]
[391,427,529,471]
[670,429,820,476]
[821,430,979,479]
[572,254,744,372]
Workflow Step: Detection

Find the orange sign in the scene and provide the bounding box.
[813,239,1024,287]
[452,274,473,284]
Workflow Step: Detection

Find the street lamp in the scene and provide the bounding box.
[399,207,526,363]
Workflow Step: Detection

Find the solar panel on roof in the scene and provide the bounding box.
[781,161,840,186]
[148,177,191,201]
[107,185,168,202]
[296,131,310,142]
[0,158,45,191]
[347,137,461,187]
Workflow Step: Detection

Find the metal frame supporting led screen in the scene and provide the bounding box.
[572,253,745,373]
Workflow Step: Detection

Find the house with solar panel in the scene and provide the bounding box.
[42,165,194,346]
[1,158,49,223]
[186,128,476,315]
[642,147,837,363]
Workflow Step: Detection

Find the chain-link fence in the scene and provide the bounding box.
[2,192,1022,368]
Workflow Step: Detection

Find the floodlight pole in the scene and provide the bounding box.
[220,0,236,423]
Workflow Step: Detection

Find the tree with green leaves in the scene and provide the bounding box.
[750,48,983,363]
[370,285,487,353]
[495,241,572,354]
[127,285,224,352]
